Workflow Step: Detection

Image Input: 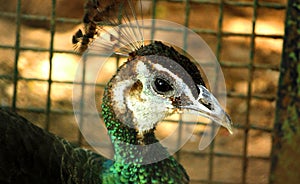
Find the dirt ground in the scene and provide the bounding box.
[0,0,287,183]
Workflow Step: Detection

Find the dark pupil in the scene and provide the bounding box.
[154,78,173,93]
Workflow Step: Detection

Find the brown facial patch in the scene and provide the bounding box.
[129,80,143,101]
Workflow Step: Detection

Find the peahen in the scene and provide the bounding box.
[0,0,233,183]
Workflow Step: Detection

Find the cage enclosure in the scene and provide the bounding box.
[0,0,299,183]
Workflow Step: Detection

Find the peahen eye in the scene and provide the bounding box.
[153,77,174,95]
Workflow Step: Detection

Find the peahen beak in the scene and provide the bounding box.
[180,85,233,134]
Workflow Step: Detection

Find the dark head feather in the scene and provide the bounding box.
[130,41,206,89]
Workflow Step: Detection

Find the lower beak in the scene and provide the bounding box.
[180,85,233,134]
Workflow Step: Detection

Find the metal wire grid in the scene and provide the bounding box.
[0,0,287,183]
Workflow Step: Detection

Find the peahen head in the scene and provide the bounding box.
[102,41,233,146]
[72,1,233,182]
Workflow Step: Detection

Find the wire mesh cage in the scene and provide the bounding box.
[0,0,290,183]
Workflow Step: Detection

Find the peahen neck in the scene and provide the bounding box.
[100,42,190,183]
[101,83,189,183]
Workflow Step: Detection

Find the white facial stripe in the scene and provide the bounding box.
[152,63,196,101]
[111,78,134,114]
[152,63,182,82]
[151,63,219,121]
[111,59,146,114]
[136,60,151,78]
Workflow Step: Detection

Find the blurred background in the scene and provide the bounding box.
[0,0,289,183]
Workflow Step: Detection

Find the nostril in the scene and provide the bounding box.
[199,98,213,110]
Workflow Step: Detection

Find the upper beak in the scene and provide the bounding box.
[180,85,233,134]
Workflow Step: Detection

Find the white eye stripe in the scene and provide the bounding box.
[152,63,197,101]
[152,63,182,85]
[135,60,151,77]
[111,79,134,113]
